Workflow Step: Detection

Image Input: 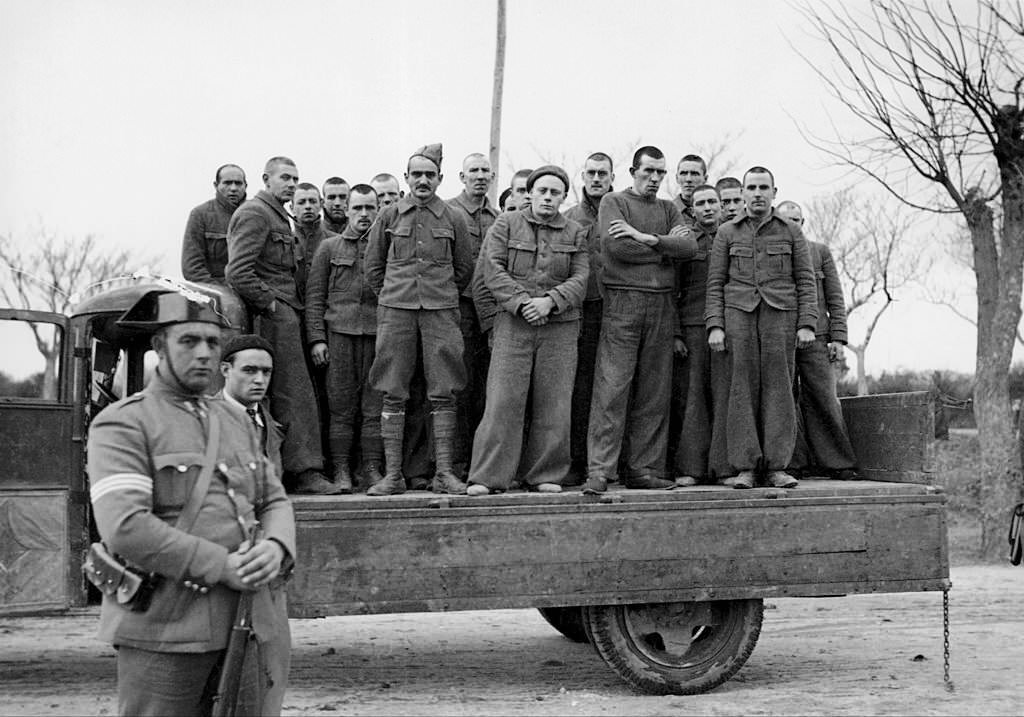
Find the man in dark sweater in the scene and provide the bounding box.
[705,168,818,489]
[181,164,247,283]
[226,156,337,495]
[583,146,698,493]
[565,151,614,482]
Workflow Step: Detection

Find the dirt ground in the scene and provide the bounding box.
[2,565,1021,716]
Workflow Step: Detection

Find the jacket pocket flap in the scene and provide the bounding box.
[269,231,293,244]
[550,243,579,253]
[767,244,792,255]
[153,452,205,473]
[729,246,754,258]
[203,231,227,239]
[387,226,412,237]
[508,240,537,251]
[330,256,356,267]
[430,228,454,239]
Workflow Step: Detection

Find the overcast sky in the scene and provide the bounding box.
[0,0,1009,377]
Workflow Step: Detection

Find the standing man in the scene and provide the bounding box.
[292,183,336,303]
[673,154,708,229]
[584,146,697,493]
[776,200,859,480]
[306,184,384,493]
[705,168,818,489]
[364,143,474,496]
[182,164,247,284]
[218,334,283,476]
[716,176,745,221]
[226,156,338,495]
[673,184,724,486]
[322,177,350,234]
[564,151,614,481]
[87,288,294,716]
[447,153,500,473]
[505,168,534,212]
[370,173,403,208]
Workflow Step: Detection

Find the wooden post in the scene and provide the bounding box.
[488,0,506,206]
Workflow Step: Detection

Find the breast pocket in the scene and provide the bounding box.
[766,243,792,276]
[266,231,296,270]
[151,452,204,513]
[386,226,413,261]
[548,243,579,281]
[330,256,357,293]
[427,227,454,263]
[507,239,537,279]
[728,245,754,279]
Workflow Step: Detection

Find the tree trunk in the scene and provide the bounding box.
[42,350,58,401]
[849,344,868,395]
[488,0,506,206]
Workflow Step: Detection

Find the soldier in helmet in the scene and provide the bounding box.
[86,287,295,716]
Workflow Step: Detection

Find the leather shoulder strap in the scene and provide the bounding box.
[175,410,221,533]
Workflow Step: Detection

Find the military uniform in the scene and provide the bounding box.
[469,208,588,490]
[447,191,500,473]
[792,240,857,473]
[305,225,382,479]
[705,210,818,474]
[181,195,237,284]
[89,370,295,715]
[226,189,325,479]
[564,190,605,479]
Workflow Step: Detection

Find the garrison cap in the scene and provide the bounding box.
[410,143,443,171]
[221,333,275,362]
[116,289,232,330]
[526,165,570,193]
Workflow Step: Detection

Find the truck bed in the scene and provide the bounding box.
[287,478,949,618]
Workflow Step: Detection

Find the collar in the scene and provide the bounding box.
[522,207,567,228]
[396,194,446,217]
[581,190,604,215]
[624,188,658,203]
[215,194,241,213]
[324,215,347,233]
[255,189,291,224]
[451,191,498,217]
[220,388,258,413]
[147,366,208,405]
[295,219,323,237]
[341,224,370,242]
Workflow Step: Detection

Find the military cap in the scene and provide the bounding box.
[526,165,571,193]
[117,288,232,330]
[410,143,443,170]
[221,333,275,362]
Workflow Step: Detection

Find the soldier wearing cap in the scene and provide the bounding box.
[181,164,247,284]
[86,288,294,716]
[364,143,474,496]
[226,156,338,494]
[466,165,589,495]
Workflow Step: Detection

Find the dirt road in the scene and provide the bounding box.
[3,565,1021,716]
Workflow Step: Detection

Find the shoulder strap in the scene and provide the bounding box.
[175,410,221,534]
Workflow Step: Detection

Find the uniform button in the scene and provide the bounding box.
[199,587,209,594]
[184,580,194,588]
[177,465,188,473]
[249,462,258,470]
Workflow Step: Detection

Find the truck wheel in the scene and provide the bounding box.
[583,599,763,695]
[537,606,590,643]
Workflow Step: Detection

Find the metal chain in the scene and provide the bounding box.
[943,588,954,693]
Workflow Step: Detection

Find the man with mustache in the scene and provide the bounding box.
[564,151,614,482]
[182,163,247,284]
[364,143,474,496]
[584,146,697,493]
[226,156,338,495]
[448,153,500,475]
[306,184,384,493]
[705,167,818,489]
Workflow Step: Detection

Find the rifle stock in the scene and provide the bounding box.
[211,589,255,717]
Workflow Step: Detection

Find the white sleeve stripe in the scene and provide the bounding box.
[90,474,154,503]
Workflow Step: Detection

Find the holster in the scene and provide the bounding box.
[83,542,161,612]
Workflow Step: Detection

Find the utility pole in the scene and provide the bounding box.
[488,0,506,206]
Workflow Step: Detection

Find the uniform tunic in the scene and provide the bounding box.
[305,226,382,464]
[587,189,697,480]
[227,189,325,476]
[564,191,605,475]
[469,209,589,489]
[792,241,857,472]
[181,195,238,283]
[705,210,818,472]
[365,194,473,411]
[87,371,295,715]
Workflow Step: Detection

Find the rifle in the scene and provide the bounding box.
[211,522,260,717]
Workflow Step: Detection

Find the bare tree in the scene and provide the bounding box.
[797,0,1024,558]
[488,0,507,206]
[0,229,135,399]
[807,188,922,395]
[662,131,747,200]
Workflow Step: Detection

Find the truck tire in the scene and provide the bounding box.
[583,599,763,695]
[537,607,590,643]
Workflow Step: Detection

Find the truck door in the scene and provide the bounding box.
[0,308,84,615]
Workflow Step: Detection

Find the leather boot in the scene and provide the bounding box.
[431,410,467,494]
[367,411,406,496]
[328,436,353,494]
[360,460,384,489]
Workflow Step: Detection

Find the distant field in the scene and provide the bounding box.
[931,431,985,564]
